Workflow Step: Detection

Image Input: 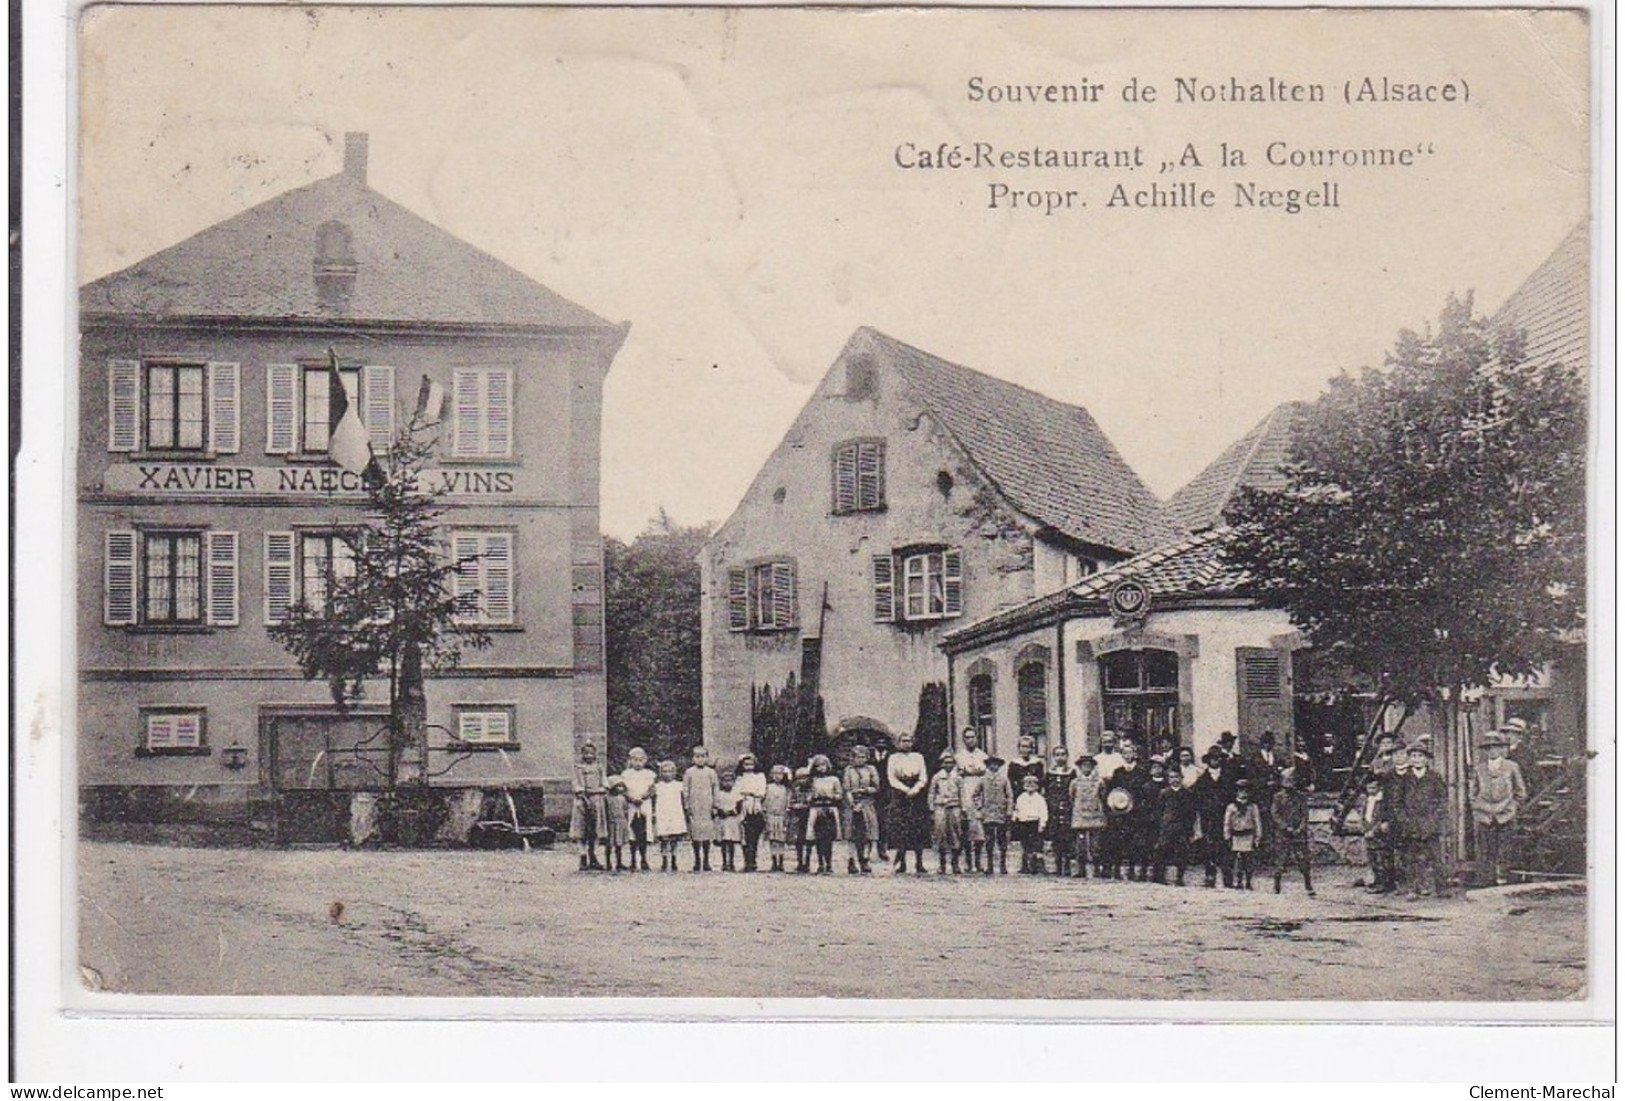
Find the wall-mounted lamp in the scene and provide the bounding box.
[221,741,249,772]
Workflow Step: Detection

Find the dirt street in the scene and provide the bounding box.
[77,841,1587,1001]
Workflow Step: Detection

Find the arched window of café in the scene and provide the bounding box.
[1099,648,1179,753]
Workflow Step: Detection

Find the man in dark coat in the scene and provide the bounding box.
[1394,742,1448,899]
[1247,731,1287,859]
[1190,745,1236,887]
[1103,740,1157,880]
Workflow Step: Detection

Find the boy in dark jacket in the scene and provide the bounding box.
[1152,765,1194,885]
[1270,767,1314,896]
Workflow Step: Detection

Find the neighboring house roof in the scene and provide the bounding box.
[858,328,1180,555]
[81,134,614,330]
[1165,403,1303,534]
[1493,221,1590,371]
[943,527,1245,652]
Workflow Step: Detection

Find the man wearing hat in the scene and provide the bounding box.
[1471,729,1529,885]
[1394,741,1448,899]
[1191,745,1237,887]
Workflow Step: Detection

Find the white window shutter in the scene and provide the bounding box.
[206,363,240,453]
[104,530,138,625]
[452,369,481,457]
[458,711,484,742]
[943,548,964,617]
[363,365,396,452]
[872,554,895,623]
[858,441,885,509]
[173,713,203,748]
[264,531,295,623]
[833,444,856,513]
[483,533,514,623]
[452,531,482,618]
[146,715,176,750]
[487,369,513,457]
[486,710,511,742]
[727,568,749,631]
[107,360,141,452]
[205,531,239,626]
[265,364,298,454]
[771,561,796,629]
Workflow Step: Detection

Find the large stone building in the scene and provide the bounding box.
[700,326,1177,761]
[78,133,628,841]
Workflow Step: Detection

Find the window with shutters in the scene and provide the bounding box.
[107,529,237,628]
[300,364,358,455]
[107,359,240,454]
[873,546,962,624]
[298,532,358,614]
[451,368,514,458]
[142,531,204,625]
[831,439,886,514]
[725,559,797,632]
[451,529,516,625]
[137,707,209,756]
[144,362,207,451]
[452,705,519,748]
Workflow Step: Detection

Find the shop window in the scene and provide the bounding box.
[104,529,239,628]
[138,708,208,756]
[727,559,797,632]
[832,439,886,514]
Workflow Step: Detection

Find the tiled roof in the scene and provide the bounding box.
[944,528,1243,649]
[1493,221,1590,372]
[855,328,1180,555]
[1165,403,1303,534]
[1068,526,1242,601]
[81,144,613,329]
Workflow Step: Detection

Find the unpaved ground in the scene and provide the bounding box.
[77,842,1587,1000]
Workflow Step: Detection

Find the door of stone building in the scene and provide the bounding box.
[261,708,391,843]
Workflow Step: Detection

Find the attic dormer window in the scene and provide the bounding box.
[313,220,357,313]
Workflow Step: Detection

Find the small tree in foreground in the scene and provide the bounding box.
[1224,294,1586,757]
[269,416,491,829]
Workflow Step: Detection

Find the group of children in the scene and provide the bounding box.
[567,729,1317,895]
[567,742,881,874]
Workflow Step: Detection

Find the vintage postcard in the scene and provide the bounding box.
[55,1,1603,1027]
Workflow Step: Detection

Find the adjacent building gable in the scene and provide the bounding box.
[1165,403,1303,534]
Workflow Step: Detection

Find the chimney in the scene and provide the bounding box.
[343,132,368,184]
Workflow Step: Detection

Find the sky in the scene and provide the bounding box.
[77,6,1591,540]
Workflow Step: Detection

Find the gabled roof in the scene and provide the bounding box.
[81,136,614,330]
[943,528,1244,652]
[1165,403,1303,534]
[857,328,1180,555]
[1493,221,1589,371]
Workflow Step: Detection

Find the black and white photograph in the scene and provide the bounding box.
[44,1,1605,1029]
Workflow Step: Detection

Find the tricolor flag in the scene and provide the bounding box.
[415,374,447,425]
[326,350,382,484]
